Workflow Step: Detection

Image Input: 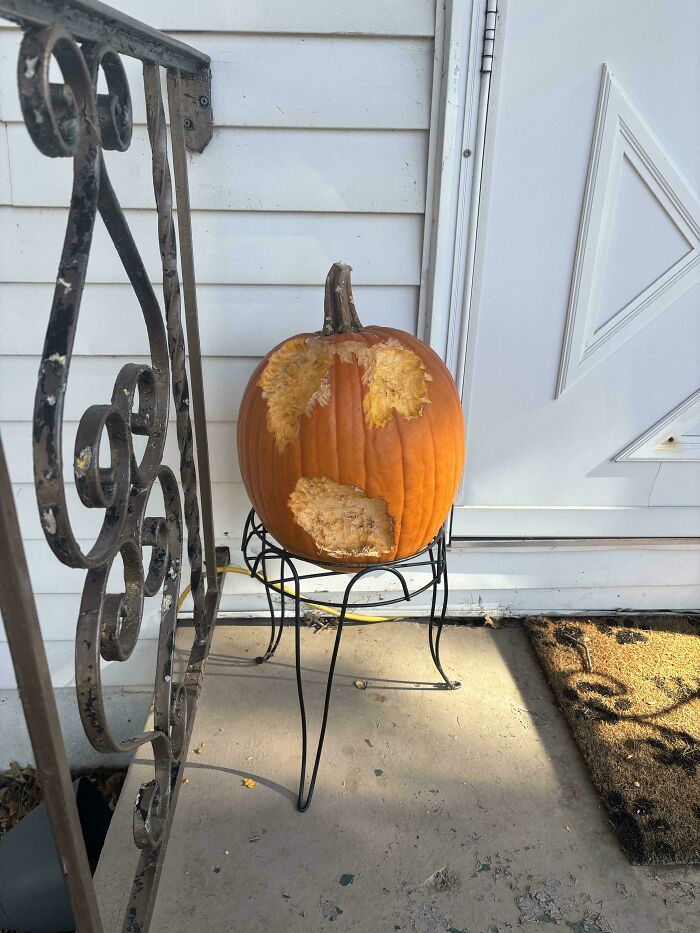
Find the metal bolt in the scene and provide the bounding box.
[198,95,209,107]
[463,148,472,158]
[183,118,194,130]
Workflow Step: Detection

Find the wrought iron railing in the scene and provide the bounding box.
[0,2,227,929]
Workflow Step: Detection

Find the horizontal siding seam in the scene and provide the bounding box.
[1,121,430,132]
[0,206,424,217]
[0,26,435,39]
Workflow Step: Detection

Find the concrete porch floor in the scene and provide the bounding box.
[96,621,699,932]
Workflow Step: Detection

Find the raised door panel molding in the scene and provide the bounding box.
[615,388,700,462]
[556,65,700,397]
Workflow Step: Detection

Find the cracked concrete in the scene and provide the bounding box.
[96,622,699,932]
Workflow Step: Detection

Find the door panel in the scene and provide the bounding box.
[453,0,700,537]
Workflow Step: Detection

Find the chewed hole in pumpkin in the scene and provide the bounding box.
[258,335,430,451]
[362,343,431,429]
[257,337,332,452]
[288,476,394,560]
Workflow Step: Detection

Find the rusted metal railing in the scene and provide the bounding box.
[0,2,227,929]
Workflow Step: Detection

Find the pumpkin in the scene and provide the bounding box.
[237,262,464,565]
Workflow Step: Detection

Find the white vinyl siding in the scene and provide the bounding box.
[0,4,437,687]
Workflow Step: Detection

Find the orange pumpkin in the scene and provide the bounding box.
[237,262,464,565]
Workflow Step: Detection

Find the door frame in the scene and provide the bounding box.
[419,0,496,383]
[422,0,700,549]
[419,0,504,515]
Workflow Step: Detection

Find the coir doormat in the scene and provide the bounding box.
[526,615,700,865]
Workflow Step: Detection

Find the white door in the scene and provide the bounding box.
[452,0,700,538]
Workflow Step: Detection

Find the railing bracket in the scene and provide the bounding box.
[181,67,213,153]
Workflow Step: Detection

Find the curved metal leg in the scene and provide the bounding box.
[256,545,285,664]
[428,536,461,689]
[295,577,355,812]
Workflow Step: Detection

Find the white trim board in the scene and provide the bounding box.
[451,506,700,538]
[210,540,700,616]
[203,541,700,617]
[208,588,699,617]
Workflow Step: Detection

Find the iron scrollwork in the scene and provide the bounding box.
[18,23,209,856]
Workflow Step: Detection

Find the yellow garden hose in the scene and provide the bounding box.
[177,565,390,623]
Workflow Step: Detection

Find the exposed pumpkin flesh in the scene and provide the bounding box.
[259,335,430,450]
[288,476,394,559]
[361,342,432,429]
[257,337,332,452]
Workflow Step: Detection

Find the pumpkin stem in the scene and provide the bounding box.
[323,261,364,335]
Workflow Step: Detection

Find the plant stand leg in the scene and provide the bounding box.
[256,544,285,664]
[428,536,461,689]
[294,589,349,812]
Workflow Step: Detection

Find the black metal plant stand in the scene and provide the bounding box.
[241,510,461,812]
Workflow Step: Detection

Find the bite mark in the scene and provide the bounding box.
[289,476,394,560]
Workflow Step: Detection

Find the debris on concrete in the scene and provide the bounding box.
[566,915,613,933]
[409,898,453,933]
[320,898,343,921]
[659,877,697,901]
[339,873,355,886]
[514,879,614,932]
[423,866,462,894]
[516,879,575,923]
[354,679,368,690]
